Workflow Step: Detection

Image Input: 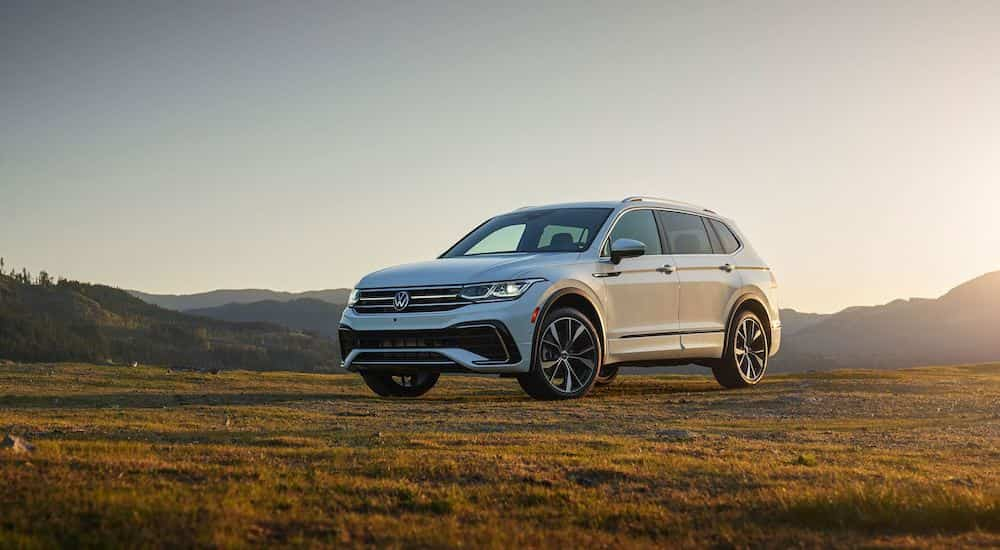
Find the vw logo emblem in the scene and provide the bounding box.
[393,291,410,311]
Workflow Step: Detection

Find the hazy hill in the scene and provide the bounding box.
[778,308,830,336]
[129,288,351,311]
[0,275,338,371]
[772,271,1000,371]
[188,298,345,338]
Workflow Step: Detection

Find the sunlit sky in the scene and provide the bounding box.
[3,1,999,313]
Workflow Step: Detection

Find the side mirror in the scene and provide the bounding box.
[609,238,646,264]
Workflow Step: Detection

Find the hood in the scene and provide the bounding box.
[357,254,558,288]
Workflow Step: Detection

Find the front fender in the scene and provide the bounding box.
[531,280,608,365]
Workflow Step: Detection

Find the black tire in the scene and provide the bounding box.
[517,307,602,400]
[361,372,440,397]
[712,310,769,389]
[595,365,620,386]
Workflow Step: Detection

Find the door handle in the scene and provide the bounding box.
[720,263,734,272]
[656,264,675,274]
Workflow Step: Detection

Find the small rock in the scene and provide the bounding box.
[225,415,232,428]
[948,476,975,487]
[1,434,35,454]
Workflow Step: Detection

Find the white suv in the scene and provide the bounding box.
[339,196,781,400]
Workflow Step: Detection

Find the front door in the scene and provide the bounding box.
[598,209,681,360]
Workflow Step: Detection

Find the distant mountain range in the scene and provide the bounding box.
[776,308,830,337]
[772,271,1000,371]
[0,276,339,371]
[188,298,345,338]
[128,288,351,312]
[126,271,1000,373]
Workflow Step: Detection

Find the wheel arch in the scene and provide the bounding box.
[531,286,607,365]
[723,293,773,356]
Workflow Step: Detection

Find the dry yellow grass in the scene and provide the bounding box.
[1,362,998,548]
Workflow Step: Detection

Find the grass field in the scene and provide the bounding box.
[1,362,998,548]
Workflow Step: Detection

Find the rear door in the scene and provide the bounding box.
[656,211,742,355]
[597,209,680,356]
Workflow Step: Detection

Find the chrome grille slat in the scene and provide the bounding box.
[352,286,469,314]
[357,302,463,308]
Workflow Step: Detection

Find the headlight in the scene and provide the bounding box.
[459,279,544,301]
[348,288,360,306]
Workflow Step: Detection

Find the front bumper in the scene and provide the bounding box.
[338,284,544,374]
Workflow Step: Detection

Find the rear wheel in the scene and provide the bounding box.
[361,372,440,397]
[712,310,769,389]
[517,307,602,400]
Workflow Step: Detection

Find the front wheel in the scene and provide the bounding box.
[517,307,602,400]
[361,372,440,397]
[712,310,769,389]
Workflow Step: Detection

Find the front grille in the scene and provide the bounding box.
[352,286,469,314]
[339,324,519,363]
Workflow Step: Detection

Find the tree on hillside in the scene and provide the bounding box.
[38,271,52,287]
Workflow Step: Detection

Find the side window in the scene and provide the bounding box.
[465,224,525,255]
[709,219,741,254]
[601,210,663,256]
[659,212,713,254]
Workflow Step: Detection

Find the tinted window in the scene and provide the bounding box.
[660,212,713,254]
[709,219,741,254]
[443,208,612,257]
[601,210,662,256]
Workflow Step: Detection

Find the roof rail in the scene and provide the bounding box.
[622,195,670,203]
[621,196,716,214]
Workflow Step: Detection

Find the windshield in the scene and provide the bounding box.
[442,208,613,257]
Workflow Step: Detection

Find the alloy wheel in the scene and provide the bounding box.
[538,317,598,393]
[734,316,768,381]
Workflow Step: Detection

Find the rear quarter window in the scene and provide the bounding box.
[709,219,741,254]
